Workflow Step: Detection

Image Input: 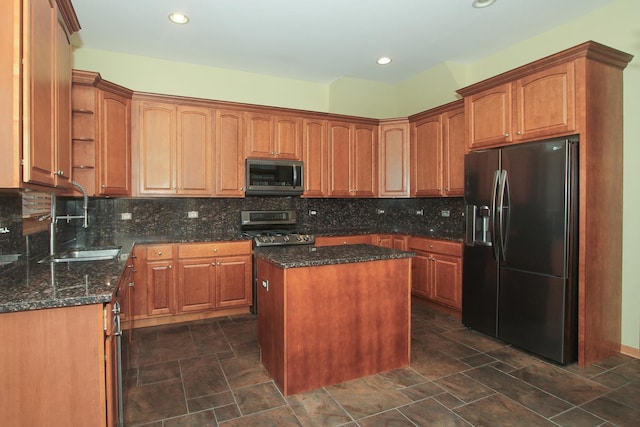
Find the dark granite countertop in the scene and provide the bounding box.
[0,232,251,314]
[255,244,416,269]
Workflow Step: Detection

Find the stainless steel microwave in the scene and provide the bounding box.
[245,159,304,196]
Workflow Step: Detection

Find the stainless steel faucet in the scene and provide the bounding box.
[50,181,90,255]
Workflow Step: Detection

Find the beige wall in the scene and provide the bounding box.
[72,0,639,352]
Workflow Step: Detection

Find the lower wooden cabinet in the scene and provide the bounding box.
[408,237,463,310]
[123,241,252,329]
[314,234,373,246]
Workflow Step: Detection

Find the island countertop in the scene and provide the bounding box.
[254,243,416,269]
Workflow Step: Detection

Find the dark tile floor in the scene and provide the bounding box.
[122,298,640,426]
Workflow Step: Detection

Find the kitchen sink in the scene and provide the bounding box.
[0,254,21,266]
[46,247,122,263]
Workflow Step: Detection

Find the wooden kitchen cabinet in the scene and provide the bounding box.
[1,304,107,425]
[408,237,463,310]
[145,244,175,316]
[70,70,133,196]
[245,112,302,160]
[464,63,576,150]
[314,234,373,247]
[378,119,410,198]
[133,100,214,196]
[410,100,464,197]
[125,241,252,329]
[0,0,79,189]
[176,242,252,312]
[328,120,378,197]
[302,118,328,197]
[215,109,245,196]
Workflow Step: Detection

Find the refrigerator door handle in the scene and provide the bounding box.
[491,170,501,260]
[497,169,510,260]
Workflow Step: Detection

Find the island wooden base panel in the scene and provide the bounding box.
[258,258,411,396]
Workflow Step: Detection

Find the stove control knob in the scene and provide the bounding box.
[296,235,302,241]
[269,236,276,242]
[303,235,310,241]
[283,235,290,242]
[261,237,269,243]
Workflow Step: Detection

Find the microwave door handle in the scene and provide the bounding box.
[292,165,298,188]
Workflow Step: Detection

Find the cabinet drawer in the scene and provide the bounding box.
[407,237,462,257]
[178,241,251,258]
[146,244,174,260]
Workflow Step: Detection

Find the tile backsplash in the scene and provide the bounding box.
[1,194,464,258]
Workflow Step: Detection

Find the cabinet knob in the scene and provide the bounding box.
[158,251,162,255]
[504,133,510,137]
[167,264,172,269]
[240,187,244,191]
[214,248,218,253]
[101,184,106,188]
[211,262,216,266]
[128,282,135,287]
[516,130,522,135]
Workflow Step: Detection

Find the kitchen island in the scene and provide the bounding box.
[255,244,415,396]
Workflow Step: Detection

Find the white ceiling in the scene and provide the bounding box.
[70,0,615,85]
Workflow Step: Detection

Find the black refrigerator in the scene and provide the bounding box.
[462,136,579,364]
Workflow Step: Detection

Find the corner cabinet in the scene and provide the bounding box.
[0,0,80,189]
[409,100,465,197]
[457,41,633,366]
[70,70,133,196]
[378,119,410,198]
[328,120,378,197]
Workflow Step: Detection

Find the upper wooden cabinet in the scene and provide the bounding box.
[245,112,302,160]
[70,70,132,197]
[133,100,215,196]
[0,0,80,190]
[302,118,327,197]
[378,119,410,198]
[462,62,576,150]
[215,109,245,196]
[410,100,465,197]
[328,121,378,197]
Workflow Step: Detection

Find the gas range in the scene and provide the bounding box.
[240,210,315,247]
[242,229,315,247]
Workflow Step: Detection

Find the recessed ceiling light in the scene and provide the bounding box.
[168,12,189,24]
[377,57,392,65]
[472,0,496,8]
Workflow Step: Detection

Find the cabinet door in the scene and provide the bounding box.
[431,254,462,310]
[137,102,176,194]
[215,109,245,197]
[146,260,174,316]
[23,0,57,187]
[466,83,512,150]
[273,116,302,159]
[216,255,252,308]
[442,107,465,196]
[411,115,442,197]
[176,106,214,195]
[177,258,216,312]
[98,91,130,195]
[352,125,377,197]
[411,253,431,299]
[327,122,352,197]
[53,8,72,189]
[302,119,327,197]
[245,112,273,158]
[379,121,409,198]
[374,234,393,248]
[393,235,408,250]
[514,63,575,141]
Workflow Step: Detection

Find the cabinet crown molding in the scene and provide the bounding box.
[456,40,633,97]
